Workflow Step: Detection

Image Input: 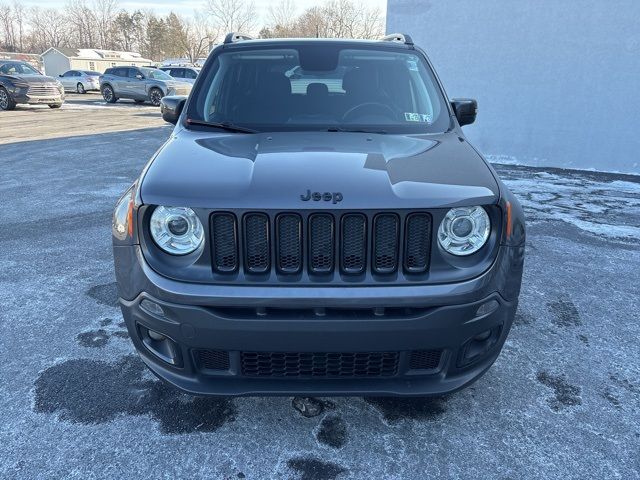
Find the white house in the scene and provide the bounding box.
[41,47,153,77]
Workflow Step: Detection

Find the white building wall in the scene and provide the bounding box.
[387,0,640,174]
[41,50,71,78]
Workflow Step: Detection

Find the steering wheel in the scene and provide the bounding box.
[342,102,397,122]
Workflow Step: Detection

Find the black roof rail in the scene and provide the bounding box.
[379,33,414,45]
[224,32,254,44]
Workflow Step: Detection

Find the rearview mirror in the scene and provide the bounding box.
[160,96,186,124]
[451,98,477,126]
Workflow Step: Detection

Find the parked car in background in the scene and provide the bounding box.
[159,66,200,84]
[99,66,192,106]
[0,60,64,110]
[58,70,101,93]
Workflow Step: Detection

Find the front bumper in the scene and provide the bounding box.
[13,92,64,105]
[115,244,524,396]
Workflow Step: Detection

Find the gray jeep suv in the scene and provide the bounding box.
[99,66,192,106]
[113,33,526,397]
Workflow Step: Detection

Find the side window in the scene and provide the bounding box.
[171,68,184,78]
[73,71,81,77]
[184,69,197,79]
[63,71,72,77]
[88,61,96,71]
[128,68,140,78]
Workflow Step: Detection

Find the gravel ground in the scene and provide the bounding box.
[0,123,639,480]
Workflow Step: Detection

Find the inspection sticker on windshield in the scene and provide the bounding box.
[404,112,432,123]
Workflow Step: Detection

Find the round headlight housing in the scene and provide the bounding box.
[150,206,204,255]
[438,206,490,256]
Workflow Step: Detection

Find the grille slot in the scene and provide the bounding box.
[373,214,400,273]
[309,214,334,273]
[404,213,432,273]
[409,349,443,370]
[194,349,230,371]
[211,213,238,272]
[276,214,303,273]
[27,85,59,96]
[244,213,270,273]
[341,214,367,274]
[241,351,399,377]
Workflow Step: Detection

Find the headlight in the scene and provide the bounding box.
[150,206,204,255]
[437,206,490,256]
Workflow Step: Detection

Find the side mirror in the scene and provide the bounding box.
[451,98,477,126]
[135,74,144,80]
[160,96,186,124]
[58,74,63,77]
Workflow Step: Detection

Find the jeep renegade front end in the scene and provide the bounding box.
[112,33,525,396]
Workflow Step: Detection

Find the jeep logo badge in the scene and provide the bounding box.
[300,189,343,204]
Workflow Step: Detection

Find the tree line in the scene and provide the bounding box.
[0,0,385,62]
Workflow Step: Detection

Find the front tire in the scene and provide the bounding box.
[102,85,118,103]
[149,88,163,107]
[77,82,85,94]
[0,86,16,110]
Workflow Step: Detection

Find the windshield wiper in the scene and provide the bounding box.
[186,118,257,134]
[327,127,387,134]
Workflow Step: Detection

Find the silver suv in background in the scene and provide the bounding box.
[159,66,200,84]
[59,70,101,94]
[99,66,192,106]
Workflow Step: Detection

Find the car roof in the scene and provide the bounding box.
[221,37,414,50]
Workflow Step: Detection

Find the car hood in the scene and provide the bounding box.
[2,74,59,84]
[140,130,499,210]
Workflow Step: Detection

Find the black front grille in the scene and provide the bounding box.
[373,214,400,273]
[341,214,366,274]
[404,213,432,273]
[211,213,238,272]
[244,213,270,273]
[409,349,443,370]
[194,349,230,371]
[208,210,432,280]
[309,214,334,273]
[241,351,399,377]
[277,214,303,273]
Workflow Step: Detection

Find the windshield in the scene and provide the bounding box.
[141,68,173,80]
[0,62,41,75]
[187,44,450,133]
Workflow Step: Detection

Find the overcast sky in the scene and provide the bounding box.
[20,0,388,25]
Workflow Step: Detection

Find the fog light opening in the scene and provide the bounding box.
[138,324,181,366]
[458,325,503,367]
[475,299,499,317]
[140,299,165,317]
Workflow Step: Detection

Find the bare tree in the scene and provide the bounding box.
[261,0,384,40]
[92,0,119,49]
[27,6,70,52]
[180,12,218,63]
[205,0,256,38]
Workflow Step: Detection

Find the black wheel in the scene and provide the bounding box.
[48,104,61,109]
[0,86,16,110]
[102,85,118,103]
[76,82,85,94]
[149,88,163,106]
[134,99,145,104]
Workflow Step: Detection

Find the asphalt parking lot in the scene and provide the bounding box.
[1,98,639,479]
